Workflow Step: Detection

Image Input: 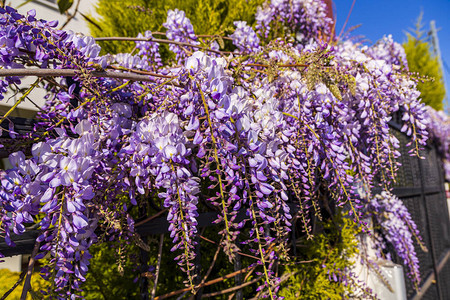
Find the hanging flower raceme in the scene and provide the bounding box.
[0,3,442,299]
[367,191,424,289]
[135,30,162,69]
[0,120,101,295]
[255,0,332,43]
[230,21,261,53]
[425,106,450,180]
[163,9,199,62]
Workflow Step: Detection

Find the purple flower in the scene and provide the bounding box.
[230,21,261,52]
[163,9,199,61]
[367,191,423,287]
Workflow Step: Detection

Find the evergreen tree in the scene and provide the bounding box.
[88,0,265,55]
[403,13,446,111]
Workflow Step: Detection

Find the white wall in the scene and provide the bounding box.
[15,0,99,35]
[0,255,22,273]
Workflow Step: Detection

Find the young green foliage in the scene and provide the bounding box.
[80,243,140,300]
[279,213,361,299]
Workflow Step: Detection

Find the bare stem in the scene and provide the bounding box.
[154,266,255,300]
[151,234,164,300]
[59,0,81,30]
[108,65,176,78]
[195,244,221,292]
[0,68,166,83]
[20,240,40,300]
[135,209,168,227]
[94,36,224,55]
[201,276,262,298]
[246,63,309,68]
[0,79,40,126]
[0,270,26,300]
[199,235,259,260]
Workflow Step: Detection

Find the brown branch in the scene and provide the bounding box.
[94,37,224,55]
[197,35,233,41]
[290,259,315,264]
[0,68,169,83]
[0,270,26,300]
[194,243,222,294]
[199,235,259,260]
[135,208,168,227]
[228,258,257,300]
[248,272,297,300]
[151,234,164,300]
[151,31,233,41]
[20,240,40,300]
[246,63,309,68]
[279,63,309,68]
[108,65,176,78]
[154,266,255,300]
[202,276,262,298]
[250,69,268,75]
[228,246,282,300]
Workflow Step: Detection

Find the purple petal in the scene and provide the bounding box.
[72,214,88,230]
[259,182,274,195]
[40,188,54,203]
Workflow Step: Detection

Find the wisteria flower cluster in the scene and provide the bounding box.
[230,21,261,53]
[135,30,162,69]
[2,122,100,295]
[163,9,200,61]
[0,1,444,299]
[255,0,331,42]
[367,191,424,289]
[425,106,450,180]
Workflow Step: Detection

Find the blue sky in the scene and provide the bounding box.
[332,0,450,111]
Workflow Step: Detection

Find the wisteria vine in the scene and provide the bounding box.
[0,1,447,298]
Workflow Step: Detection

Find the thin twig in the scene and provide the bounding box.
[20,240,40,300]
[199,235,259,260]
[197,35,233,41]
[202,276,263,298]
[94,37,224,55]
[59,0,81,30]
[0,270,26,300]
[0,79,40,126]
[228,261,257,300]
[108,65,176,78]
[195,243,222,293]
[151,234,164,300]
[248,272,297,300]
[246,63,309,68]
[0,68,170,83]
[143,31,233,41]
[337,0,357,41]
[135,209,168,227]
[10,81,48,112]
[154,266,255,300]
[175,290,190,300]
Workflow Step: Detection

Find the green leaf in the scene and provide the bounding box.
[217,36,225,49]
[17,0,35,9]
[57,0,74,14]
[328,84,342,101]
